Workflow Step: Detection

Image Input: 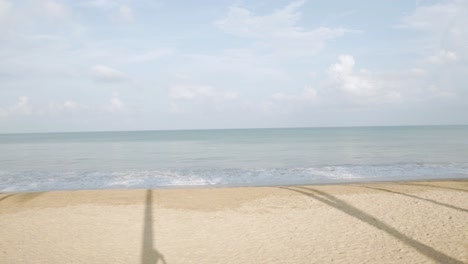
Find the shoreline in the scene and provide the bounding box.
[2,176,467,194]
[1,179,467,263]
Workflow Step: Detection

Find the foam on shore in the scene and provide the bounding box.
[2,162,467,192]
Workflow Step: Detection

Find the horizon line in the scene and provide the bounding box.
[1,123,467,135]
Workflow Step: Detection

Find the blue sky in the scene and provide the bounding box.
[0,0,467,133]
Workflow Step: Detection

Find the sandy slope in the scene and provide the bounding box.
[1,180,467,264]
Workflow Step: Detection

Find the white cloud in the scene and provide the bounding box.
[399,0,468,53]
[85,1,138,23]
[426,50,458,64]
[399,1,460,31]
[168,85,239,114]
[271,86,317,101]
[91,65,128,82]
[85,0,118,8]
[170,86,197,100]
[170,85,238,101]
[3,98,88,118]
[215,0,307,38]
[428,85,455,98]
[263,85,319,114]
[132,48,174,63]
[0,96,33,118]
[49,100,84,113]
[215,0,352,57]
[13,96,32,115]
[0,107,8,118]
[271,93,290,100]
[105,93,125,112]
[63,100,79,111]
[302,86,318,99]
[328,55,401,103]
[409,68,425,75]
[168,102,182,113]
[259,100,274,113]
[0,0,12,20]
[182,49,288,82]
[329,55,371,96]
[41,0,67,18]
[119,5,134,22]
[396,0,467,103]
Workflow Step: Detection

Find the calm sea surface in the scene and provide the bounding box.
[1,126,467,192]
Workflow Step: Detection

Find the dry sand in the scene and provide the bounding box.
[1,180,467,264]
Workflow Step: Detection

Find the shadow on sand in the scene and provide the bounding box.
[399,183,468,193]
[141,190,167,264]
[281,186,463,264]
[17,192,44,203]
[0,192,43,203]
[0,194,15,202]
[362,186,468,213]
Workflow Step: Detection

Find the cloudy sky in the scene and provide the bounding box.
[0,0,467,133]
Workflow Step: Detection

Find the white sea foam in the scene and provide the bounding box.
[1,163,467,192]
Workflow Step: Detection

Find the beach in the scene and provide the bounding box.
[1,180,467,264]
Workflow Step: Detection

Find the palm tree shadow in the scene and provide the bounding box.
[280,186,464,264]
[362,186,468,213]
[0,194,15,202]
[141,189,167,264]
[0,192,43,203]
[17,192,43,203]
[399,183,468,193]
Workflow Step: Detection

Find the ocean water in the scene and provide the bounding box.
[0,126,467,192]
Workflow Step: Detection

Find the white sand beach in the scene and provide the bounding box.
[1,180,467,263]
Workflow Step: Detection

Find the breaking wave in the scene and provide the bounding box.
[1,162,468,192]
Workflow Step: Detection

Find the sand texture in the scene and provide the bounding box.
[1,180,467,263]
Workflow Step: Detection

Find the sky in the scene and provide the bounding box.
[0,0,467,133]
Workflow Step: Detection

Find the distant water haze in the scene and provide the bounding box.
[1,125,467,192]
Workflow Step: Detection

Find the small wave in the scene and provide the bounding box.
[1,163,467,192]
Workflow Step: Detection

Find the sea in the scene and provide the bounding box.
[1,125,467,192]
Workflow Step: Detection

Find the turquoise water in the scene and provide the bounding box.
[1,126,467,192]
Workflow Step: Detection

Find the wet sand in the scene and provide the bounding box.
[1,180,467,263]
